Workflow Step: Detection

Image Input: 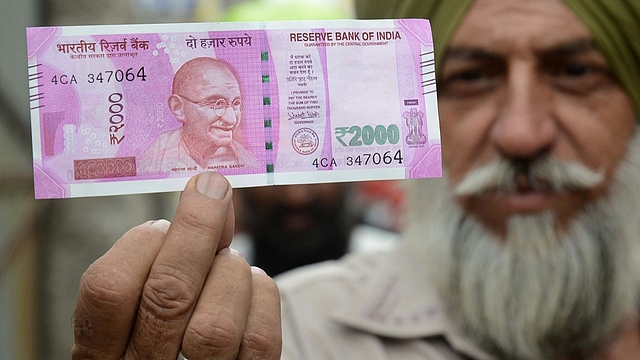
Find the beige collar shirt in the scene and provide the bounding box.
[276,240,497,360]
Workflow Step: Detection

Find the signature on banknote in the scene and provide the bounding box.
[287,110,321,121]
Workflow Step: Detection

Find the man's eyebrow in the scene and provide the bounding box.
[540,38,598,56]
[202,94,240,102]
[443,47,500,61]
[444,39,599,61]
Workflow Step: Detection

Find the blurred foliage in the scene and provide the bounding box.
[221,0,350,21]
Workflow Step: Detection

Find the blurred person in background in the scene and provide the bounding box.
[233,184,353,276]
[233,182,399,276]
[72,0,640,359]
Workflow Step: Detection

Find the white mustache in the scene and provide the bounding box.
[454,157,605,196]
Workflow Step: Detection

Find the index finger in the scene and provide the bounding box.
[126,171,235,359]
[73,219,170,360]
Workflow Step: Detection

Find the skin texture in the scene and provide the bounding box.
[72,172,281,360]
[438,0,636,237]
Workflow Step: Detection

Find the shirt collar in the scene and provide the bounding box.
[331,241,496,360]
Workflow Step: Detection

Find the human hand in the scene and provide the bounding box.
[72,172,282,359]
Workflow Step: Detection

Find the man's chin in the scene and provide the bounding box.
[441,211,627,358]
[208,133,234,147]
[445,188,639,358]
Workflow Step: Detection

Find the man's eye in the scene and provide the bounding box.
[562,64,591,77]
[548,63,613,93]
[458,69,486,82]
[440,68,501,98]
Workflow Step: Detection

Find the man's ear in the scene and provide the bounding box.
[168,94,186,123]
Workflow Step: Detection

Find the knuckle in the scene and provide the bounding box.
[241,327,282,360]
[78,265,135,310]
[182,312,242,359]
[174,207,220,240]
[252,269,281,303]
[139,264,199,321]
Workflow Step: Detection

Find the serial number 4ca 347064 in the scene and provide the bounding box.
[50,67,147,85]
[313,150,404,168]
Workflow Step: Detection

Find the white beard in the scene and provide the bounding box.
[404,131,640,359]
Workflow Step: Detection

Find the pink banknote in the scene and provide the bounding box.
[27,19,441,199]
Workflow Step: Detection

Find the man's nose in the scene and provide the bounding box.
[220,105,238,125]
[490,62,557,159]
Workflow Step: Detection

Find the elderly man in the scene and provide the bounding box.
[72,0,640,359]
[138,57,255,174]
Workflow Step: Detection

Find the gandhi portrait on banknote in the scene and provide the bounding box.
[138,57,256,174]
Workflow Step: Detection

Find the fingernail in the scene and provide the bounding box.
[251,266,267,276]
[196,172,228,200]
[150,219,170,228]
[147,219,169,226]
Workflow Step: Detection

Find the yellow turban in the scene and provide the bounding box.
[355,0,640,110]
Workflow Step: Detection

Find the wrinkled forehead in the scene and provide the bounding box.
[448,0,594,56]
[200,67,240,97]
[176,63,241,99]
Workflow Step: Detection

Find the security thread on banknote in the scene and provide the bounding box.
[27,19,441,199]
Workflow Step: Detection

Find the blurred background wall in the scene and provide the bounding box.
[0,1,45,359]
[0,1,409,359]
